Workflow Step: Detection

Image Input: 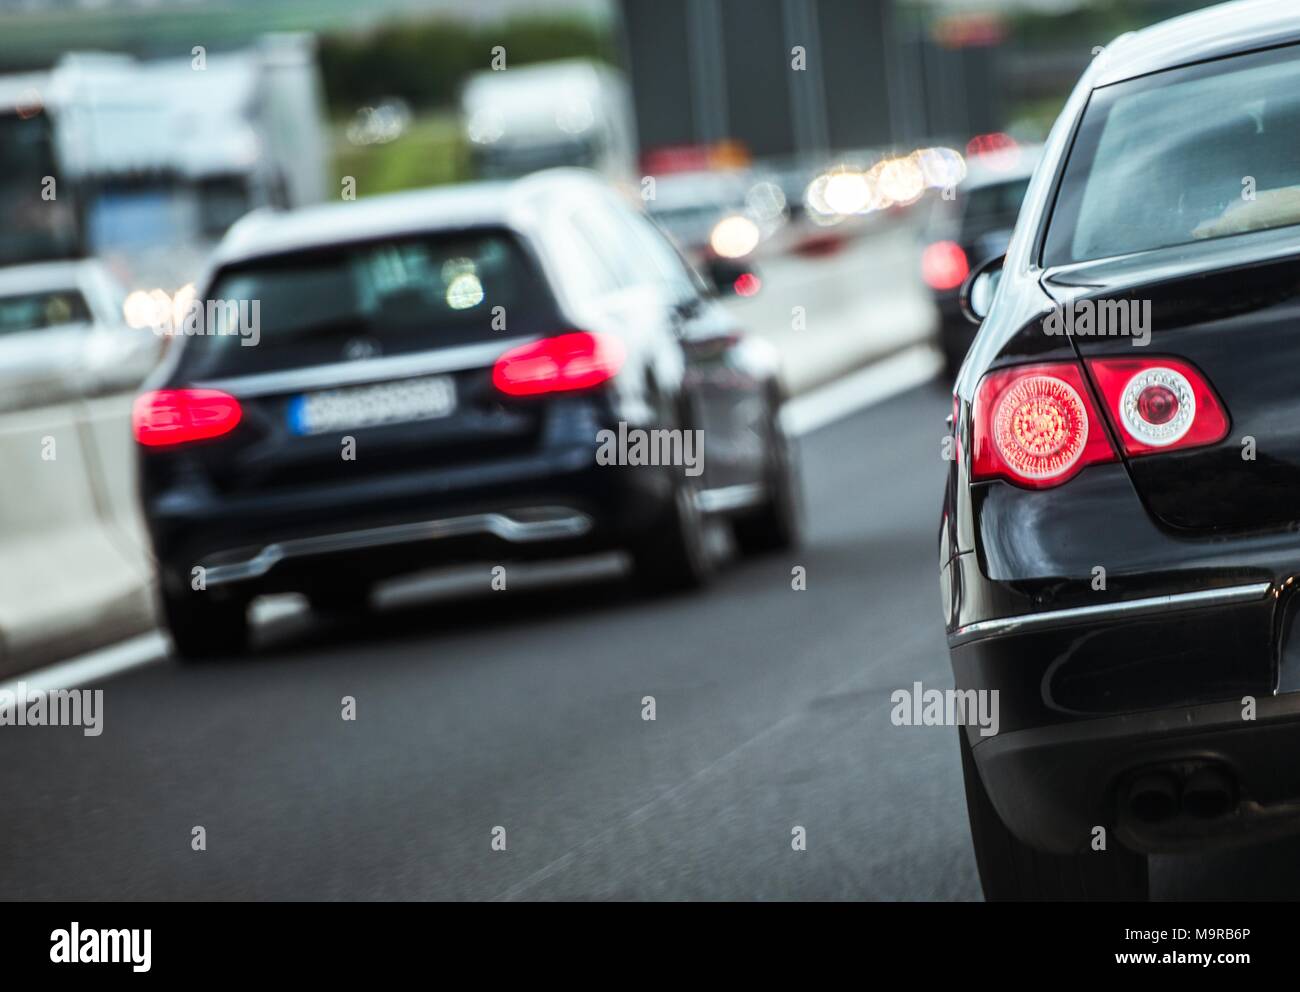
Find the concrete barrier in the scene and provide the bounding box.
[0,394,153,678]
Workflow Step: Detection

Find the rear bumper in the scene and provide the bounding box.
[970,687,1300,856]
[144,444,676,595]
[948,578,1300,854]
[200,507,595,587]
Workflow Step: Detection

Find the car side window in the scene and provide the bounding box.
[610,204,703,305]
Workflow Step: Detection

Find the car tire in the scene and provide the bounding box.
[630,474,714,594]
[958,729,1149,901]
[732,402,802,555]
[161,590,251,661]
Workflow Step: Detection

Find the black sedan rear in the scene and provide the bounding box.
[136,170,799,659]
[940,0,1300,900]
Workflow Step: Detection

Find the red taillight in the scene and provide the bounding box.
[1085,357,1229,456]
[492,331,625,397]
[132,389,242,447]
[972,362,1116,488]
[921,240,969,291]
[966,132,1018,159]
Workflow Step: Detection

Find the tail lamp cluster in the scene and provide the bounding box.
[133,331,626,448]
[490,331,624,397]
[971,358,1228,489]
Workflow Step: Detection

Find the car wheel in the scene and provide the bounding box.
[732,402,802,555]
[958,729,1149,901]
[161,589,250,661]
[630,474,714,594]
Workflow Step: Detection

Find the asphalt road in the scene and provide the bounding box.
[0,377,992,900]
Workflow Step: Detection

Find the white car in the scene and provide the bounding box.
[0,259,162,412]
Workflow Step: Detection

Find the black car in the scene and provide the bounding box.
[941,0,1300,900]
[135,170,799,659]
[922,147,1038,379]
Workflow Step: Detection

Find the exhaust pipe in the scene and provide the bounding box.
[1126,771,1180,824]
[1181,765,1236,820]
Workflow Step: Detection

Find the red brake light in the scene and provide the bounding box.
[492,331,625,397]
[921,240,969,291]
[1085,357,1229,456]
[972,362,1116,488]
[132,389,242,447]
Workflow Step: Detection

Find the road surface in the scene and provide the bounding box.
[1,377,987,900]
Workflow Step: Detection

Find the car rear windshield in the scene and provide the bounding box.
[182,228,554,378]
[1044,44,1300,264]
[0,289,92,335]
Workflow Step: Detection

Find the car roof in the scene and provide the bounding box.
[213,170,609,268]
[1096,0,1300,87]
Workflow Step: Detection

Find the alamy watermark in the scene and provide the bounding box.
[890,682,999,737]
[50,923,150,972]
[145,297,261,346]
[1043,298,1151,347]
[596,422,704,477]
[0,684,103,736]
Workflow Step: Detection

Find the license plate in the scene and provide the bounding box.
[288,375,456,435]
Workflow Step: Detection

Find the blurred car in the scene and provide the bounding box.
[0,259,158,412]
[135,170,800,659]
[921,145,1040,378]
[941,0,1300,900]
[645,168,782,293]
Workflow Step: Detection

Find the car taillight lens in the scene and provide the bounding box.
[1085,357,1229,456]
[921,240,969,291]
[492,331,625,397]
[972,362,1116,488]
[132,389,243,447]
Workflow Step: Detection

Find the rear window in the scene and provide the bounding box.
[0,289,91,335]
[182,228,555,378]
[1044,44,1300,264]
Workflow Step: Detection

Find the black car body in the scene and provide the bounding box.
[940,0,1300,899]
[136,170,799,658]
[922,147,1038,378]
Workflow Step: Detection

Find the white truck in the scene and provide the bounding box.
[55,34,330,299]
[0,35,329,306]
[461,59,637,184]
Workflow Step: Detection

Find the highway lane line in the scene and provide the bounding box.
[8,349,941,697]
[0,631,168,717]
[0,598,309,702]
[782,342,943,438]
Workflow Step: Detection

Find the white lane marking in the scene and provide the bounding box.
[782,343,943,437]
[8,347,941,698]
[0,631,168,715]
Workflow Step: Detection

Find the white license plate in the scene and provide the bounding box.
[289,375,457,435]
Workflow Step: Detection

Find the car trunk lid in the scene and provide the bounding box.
[1043,229,1300,534]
